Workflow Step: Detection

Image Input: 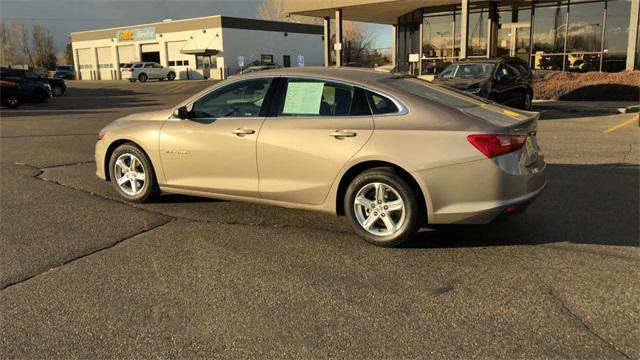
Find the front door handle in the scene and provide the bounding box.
[329,130,357,139]
[232,128,255,136]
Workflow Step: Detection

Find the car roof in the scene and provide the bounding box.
[244,67,394,88]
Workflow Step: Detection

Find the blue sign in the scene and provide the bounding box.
[238,56,245,67]
[116,27,156,42]
[297,55,304,67]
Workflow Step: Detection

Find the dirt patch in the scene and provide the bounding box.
[533,70,640,101]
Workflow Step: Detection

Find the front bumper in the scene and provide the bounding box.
[95,140,107,180]
[417,152,547,224]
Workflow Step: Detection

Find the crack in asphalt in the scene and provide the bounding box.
[533,273,632,360]
[0,219,173,291]
[619,144,634,165]
[21,161,354,234]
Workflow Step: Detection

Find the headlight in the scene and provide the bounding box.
[44,83,51,89]
[465,87,482,94]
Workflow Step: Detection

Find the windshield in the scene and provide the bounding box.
[379,77,489,108]
[438,63,495,79]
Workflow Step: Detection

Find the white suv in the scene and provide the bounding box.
[122,62,176,82]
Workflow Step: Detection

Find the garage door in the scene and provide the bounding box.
[140,43,159,53]
[96,47,114,80]
[117,45,135,66]
[76,48,93,80]
[166,41,190,79]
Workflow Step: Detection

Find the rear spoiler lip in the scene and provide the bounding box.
[507,111,539,135]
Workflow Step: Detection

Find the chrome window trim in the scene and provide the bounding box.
[170,74,409,121]
[279,75,409,118]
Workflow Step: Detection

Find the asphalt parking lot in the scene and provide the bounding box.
[1,80,638,358]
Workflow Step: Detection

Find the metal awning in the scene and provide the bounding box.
[180,48,219,56]
[180,37,220,56]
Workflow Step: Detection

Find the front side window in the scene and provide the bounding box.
[190,78,273,119]
[153,63,163,68]
[438,63,495,79]
[279,79,356,117]
[144,63,153,68]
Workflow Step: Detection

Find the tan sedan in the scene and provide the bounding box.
[95,68,546,246]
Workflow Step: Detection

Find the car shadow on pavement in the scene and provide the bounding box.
[401,163,639,249]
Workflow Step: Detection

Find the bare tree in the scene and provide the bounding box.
[0,22,17,66]
[32,23,57,69]
[257,0,376,66]
[14,21,34,67]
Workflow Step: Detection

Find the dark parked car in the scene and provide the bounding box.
[54,65,75,80]
[0,80,22,108]
[432,57,533,110]
[0,68,66,96]
[0,69,52,103]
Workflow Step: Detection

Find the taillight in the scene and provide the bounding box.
[467,134,527,158]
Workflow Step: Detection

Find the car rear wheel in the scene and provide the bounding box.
[129,79,136,83]
[167,72,176,81]
[344,168,420,247]
[138,73,148,82]
[108,143,158,202]
[52,85,63,96]
[5,95,20,108]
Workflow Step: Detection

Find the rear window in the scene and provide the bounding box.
[379,77,488,108]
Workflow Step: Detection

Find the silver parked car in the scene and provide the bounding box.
[95,68,546,247]
[122,62,176,82]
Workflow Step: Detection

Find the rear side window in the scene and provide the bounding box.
[380,77,488,108]
[366,91,399,114]
[134,64,143,68]
[279,79,359,117]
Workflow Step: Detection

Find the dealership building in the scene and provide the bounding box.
[70,16,323,80]
[284,0,639,73]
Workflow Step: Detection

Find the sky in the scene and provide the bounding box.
[0,0,392,53]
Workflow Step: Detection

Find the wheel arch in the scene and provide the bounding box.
[335,160,429,225]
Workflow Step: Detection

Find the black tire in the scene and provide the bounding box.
[167,72,176,81]
[129,79,136,83]
[5,95,20,108]
[344,167,421,247]
[52,85,63,97]
[108,143,159,203]
[138,73,148,82]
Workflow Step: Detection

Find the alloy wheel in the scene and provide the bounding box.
[353,182,406,236]
[52,86,62,96]
[7,96,19,107]
[113,153,146,196]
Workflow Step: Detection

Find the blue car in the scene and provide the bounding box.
[54,66,75,80]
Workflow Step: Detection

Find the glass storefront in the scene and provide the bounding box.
[396,0,636,73]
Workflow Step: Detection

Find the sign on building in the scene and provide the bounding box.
[116,27,156,42]
[297,55,304,67]
[238,56,245,67]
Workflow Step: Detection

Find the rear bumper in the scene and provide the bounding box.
[416,152,547,224]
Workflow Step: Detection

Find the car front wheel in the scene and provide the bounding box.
[5,95,20,108]
[344,168,421,247]
[52,85,63,96]
[138,73,148,82]
[167,72,176,81]
[108,143,158,202]
[523,91,533,110]
[129,79,136,83]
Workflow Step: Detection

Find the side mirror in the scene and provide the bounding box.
[173,106,190,119]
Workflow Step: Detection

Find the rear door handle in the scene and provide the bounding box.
[232,128,255,136]
[329,130,357,139]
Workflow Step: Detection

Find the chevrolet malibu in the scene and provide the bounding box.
[95,68,546,247]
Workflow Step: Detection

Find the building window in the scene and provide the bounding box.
[467,6,490,56]
[532,1,568,70]
[196,56,204,69]
[169,61,176,66]
[261,54,274,64]
[422,6,460,74]
[603,0,632,72]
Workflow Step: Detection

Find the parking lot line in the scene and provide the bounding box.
[603,115,639,134]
